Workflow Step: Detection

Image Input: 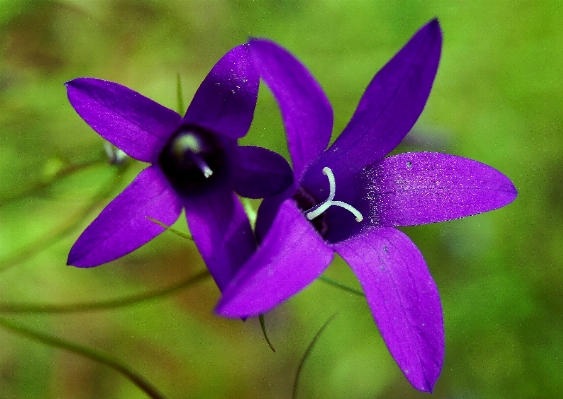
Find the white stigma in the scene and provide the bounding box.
[191,155,213,178]
[305,167,363,222]
[173,133,213,178]
[200,163,213,178]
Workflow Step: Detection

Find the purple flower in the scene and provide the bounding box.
[66,44,292,291]
[215,20,517,392]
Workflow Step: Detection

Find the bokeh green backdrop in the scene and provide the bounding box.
[0,1,561,398]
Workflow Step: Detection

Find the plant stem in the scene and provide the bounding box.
[0,316,169,399]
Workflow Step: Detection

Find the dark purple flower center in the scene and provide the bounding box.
[158,125,228,196]
[293,186,329,237]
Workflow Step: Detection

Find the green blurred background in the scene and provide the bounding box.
[0,0,560,398]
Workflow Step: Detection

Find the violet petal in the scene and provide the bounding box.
[308,19,442,183]
[254,185,296,243]
[250,38,333,180]
[183,44,259,140]
[184,187,256,291]
[68,166,182,267]
[364,152,518,226]
[215,199,334,317]
[66,78,181,163]
[231,146,294,199]
[334,227,444,392]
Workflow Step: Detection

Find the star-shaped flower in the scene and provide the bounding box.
[215,20,517,391]
[66,44,292,291]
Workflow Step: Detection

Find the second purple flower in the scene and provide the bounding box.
[216,20,517,392]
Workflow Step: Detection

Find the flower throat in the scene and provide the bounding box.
[293,167,363,237]
[158,126,227,195]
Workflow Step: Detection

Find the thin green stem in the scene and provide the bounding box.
[176,73,185,114]
[0,166,129,274]
[258,314,276,352]
[0,157,106,205]
[293,313,338,399]
[146,217,193,241]
[0,316,168,399]
[0,270,210,314]
[318,276,365,297]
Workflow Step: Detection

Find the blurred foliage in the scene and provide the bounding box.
[0,0,561,398]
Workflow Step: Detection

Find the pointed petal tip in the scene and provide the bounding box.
[64,77,80,86]
[66,250,99,268]
[400,352,441,392]
[486,167,518,210]
[67,236,118,268]
[424,17,443,41]
[65,77,101,89]
[505,180,519,204]
[64,77,84,90]
[425,17,440,31]
[249,37,270,46]
[66,247,82,267]
[214,286,267,319]
[414,18,442,51]
[410,372,439,393]
[213,300,251,319]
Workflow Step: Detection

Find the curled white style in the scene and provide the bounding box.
[305,167,363,222]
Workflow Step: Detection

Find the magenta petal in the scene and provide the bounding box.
[183,44,259,140]
[311,19,442,181]
[68,166,182,267]
[334,227,444,392]
[66,78,181,163]
[215,199,334,317]
[231,146,294,198]
[250,39,333,179]
[184,188,256,291]
[365,152,518,226]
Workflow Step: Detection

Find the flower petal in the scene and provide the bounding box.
[308,19,442,182]
[334,227,444,392]
[183,44,259,140]
[250,38,333,180]
[254,185,296,243]
[364,152,518,226]
[68,166,182,267]
[231,146,294,199]
[184,187,256,291]
[66,78,181,163]
[215,199,334,317]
